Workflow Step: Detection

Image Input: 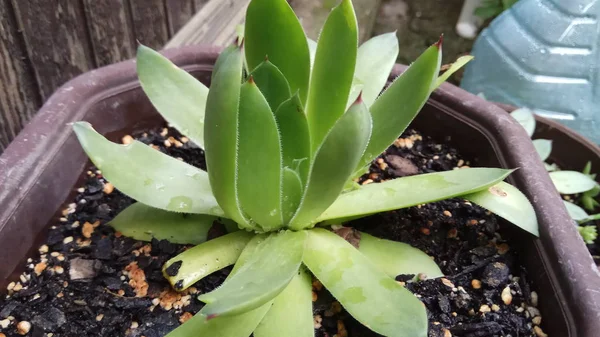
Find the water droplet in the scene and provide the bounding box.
[167,196,193,212]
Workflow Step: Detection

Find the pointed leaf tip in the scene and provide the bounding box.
[247,75,255,84]
[435,34,444,49]
[264,55,269,62]
[354,91,363,104]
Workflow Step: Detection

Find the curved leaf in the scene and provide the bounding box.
[318,168,512,223]
[433,55,474,90]
[282,168,303,225]
[137,45,209,148]
[306,0,358,150]
[462,181,539,236]
[254,267,313,337]
[245,0,310,103]
[204,44,247,226]
[550,171,597,194]
[162,231,253,291]
[564,200,589,221]
[359,232,443,278]
[198,230,306,318]
[289,99,372,230]
[72,122,222,215]
[250,60,292,111]
[358,40,441,169]
[274,94,310,182]
[237,79,283,231]
[532,139,552,161]
[510,108,536,137]
[109,202,232,245]
[353,32,399,107]
[303,229,427,337]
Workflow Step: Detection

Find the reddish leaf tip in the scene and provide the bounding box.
[434,34,444,49]
[206,314,218,321]
[354,91,363,105]
[248,75,255,84]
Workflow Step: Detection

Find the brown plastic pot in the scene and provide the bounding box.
[1,45,599,336]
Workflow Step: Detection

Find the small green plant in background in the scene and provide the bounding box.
[509,108,599,244]
[73,0,538,336]
[475,0,519,20]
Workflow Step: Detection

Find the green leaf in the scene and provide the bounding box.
[510,108,536,137]
[532,139,552,162]
[582,185,600,211]
[162,231,253,291]
[198,230,306,318]
[254,267,313,337]
[237,79,283,231]
[358,232,443,278]
[306,0,358,150]
[289,99,372,230]
[282,168,303,225]
[245,0,310,103]
[578,214,600,224]
[137,46,209,148]
[303,229,427,337]
[274,94,311,183]
[250,60,292,111]
[204,44,247,226]
[462,182,539,236]
[578,225,598,244]
[434,55,474,90]
[563,200,589,221]
[474,3,503,20]
[358,41,441,169]
[72,122,223,215]
[318,168,511,223]
[550,171,597,194]
[109,202,231,245]
[353,32,399,107]
[583,161,593,176]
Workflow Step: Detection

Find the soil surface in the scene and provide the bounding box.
[0,126,543,337]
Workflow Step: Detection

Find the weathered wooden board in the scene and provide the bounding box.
[194,0,210,11]
[166,0,196,36]
[0,0,41,151]
[128,0,170,49]
[84,0,136,67]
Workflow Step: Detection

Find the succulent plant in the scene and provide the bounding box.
[72,0,538,336]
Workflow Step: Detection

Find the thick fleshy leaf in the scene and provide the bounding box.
[550,171,597,194]
[254,267,313,337]
[282,168,303,225]
[250,60,292,111]
[109,202,233,245]
[433,55,474,90]
[353,32,399,107]
[198,230,306,318]
[275,94,310,182]
[303,229,427,337]
[359,232,443,278]
[463,182,539,236]
[137,45,208,148]
[318,168,511,223]
[306,0,358,150]
[510,108,536,137]
[162,231,253,291]
[358,40,441,169]
[583,161,593,175]
[289,99,372,230]
[582,185,600,211]
[245,0,310,103]
[237,79,283,231]
[533,139,552,161]
[564,200,589,221]
[72,122,222,215]
[204,44,247,225]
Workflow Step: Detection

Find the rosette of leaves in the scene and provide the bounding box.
[72,0,538,336]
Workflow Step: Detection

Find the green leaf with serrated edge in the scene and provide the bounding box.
[358,232,443,278]
[564,200,589,221]
[204,44,248,226]
[306,0,358,151]
[137,45,208,148]
[109,202,232,245]
[289,99,372,230]
[303,229,427,337]
[237,79,283,231]
[462,181,539,236]
[434,55,474,90]
[250,60,292,111]
[307,38,317,69]
[245,0,310,103]
[162,231,253,291]
[318,168,511,223]
[198,230,306,318]
[510,108,536,137]
[532,139,552,161]
[357,41,441,170]
[282,168,303,225]
[254,267,313,337]
[72,122,223,215]
[274,94,310,183]
[550,171,597,194]
[352,32,399,107]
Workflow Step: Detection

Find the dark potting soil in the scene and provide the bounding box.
[0,127,543,337]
